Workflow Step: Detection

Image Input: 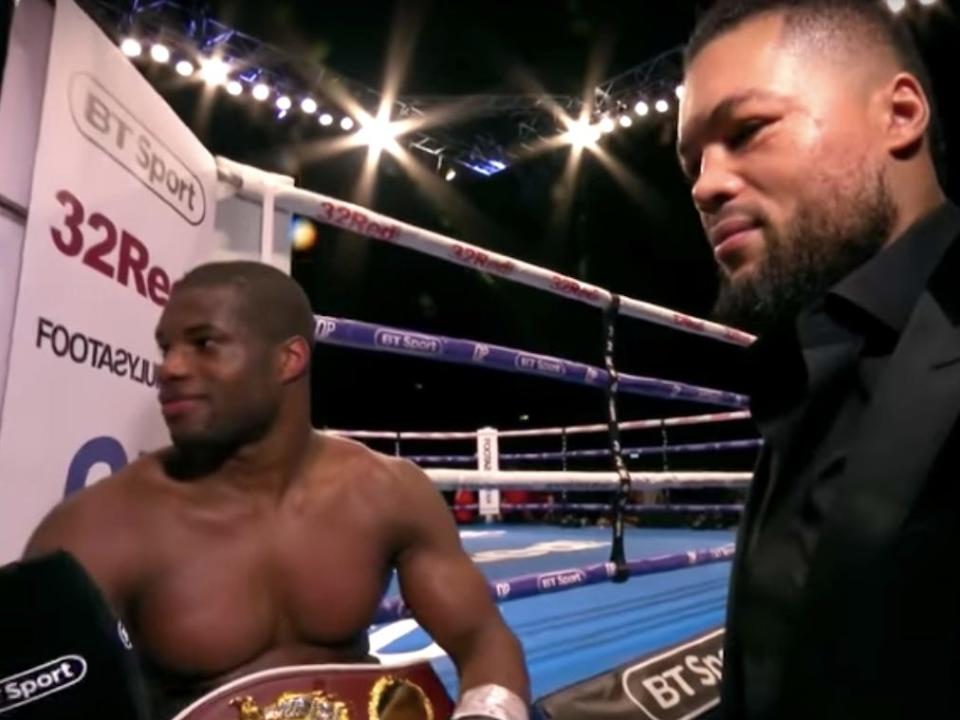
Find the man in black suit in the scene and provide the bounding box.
[677,1,960,717]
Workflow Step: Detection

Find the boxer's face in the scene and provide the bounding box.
[155,286,281,449]
[678,12,894,331]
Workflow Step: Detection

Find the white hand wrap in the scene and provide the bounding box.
[451,684,529,720]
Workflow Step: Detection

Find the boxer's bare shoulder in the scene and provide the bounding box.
[22,456,159,609]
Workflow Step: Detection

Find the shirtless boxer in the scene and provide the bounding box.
[23,261,529,719]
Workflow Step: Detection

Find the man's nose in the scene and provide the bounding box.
[157,346,191,384]
[691,147,744,215]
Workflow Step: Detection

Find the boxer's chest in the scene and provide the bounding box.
[134,489,394,678]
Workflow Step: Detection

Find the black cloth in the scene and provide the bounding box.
[721,202,960,719]
[0,551,151,719]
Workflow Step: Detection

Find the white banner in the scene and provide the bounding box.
[0,0,223,560]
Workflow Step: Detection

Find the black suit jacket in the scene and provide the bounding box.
[721,232,960,719]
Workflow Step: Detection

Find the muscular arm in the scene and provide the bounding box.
[22,478,139,615]
[392,461,530,709]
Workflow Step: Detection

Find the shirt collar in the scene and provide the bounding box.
[830,201,960,335]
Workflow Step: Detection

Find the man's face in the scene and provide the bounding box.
[678,13,896,331]
[155,286,280,449]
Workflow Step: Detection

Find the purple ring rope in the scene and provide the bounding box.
[314,315,747,409]
[373,543,735,624]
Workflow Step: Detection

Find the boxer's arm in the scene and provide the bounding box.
[22,484,135,613]
[393,461,530,717]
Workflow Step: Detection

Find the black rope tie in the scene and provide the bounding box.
[660,419,670,472]
[602,293,631,583]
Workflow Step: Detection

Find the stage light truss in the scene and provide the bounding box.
[83,0,685,178]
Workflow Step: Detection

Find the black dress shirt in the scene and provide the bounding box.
[735,201,960,716]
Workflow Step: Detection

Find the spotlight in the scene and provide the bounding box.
[319,113,334,126]
[563,120,601,149]
[885,0,906,12]
[619,115,633,128]
[340,116,355,131]
[445,168,457,182]
[149,43,170,63]
[655,99,670,113]
[225,80,243,96]
[175,59,194,77]
[918,0,937,5]
[252,83,270,101]
[599,116,616,134]
[300,98,317,114]
[634,100,650,116]
[356,115,401,150]
[675,84,686,99]
[199,57,230,86]
[276,96,292,111]
[120,38,142,57]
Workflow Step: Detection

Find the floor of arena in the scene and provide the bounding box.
[370,525,735,699]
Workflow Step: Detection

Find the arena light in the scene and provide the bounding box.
[634,100,650,117]
[319,113,334,126]
[251,83,270,101]
[290,218,318,251]
[199,57,230,86]
[655,99,670,114]
[340,116,356,131]
[120,38,142,57]
[918,0,938,5]
[175,59,194,77]
[619,115,633,128]
[675,84,686,100]
[445,168,457,182]
[276,95,292,111]
[355,111,405,159]
[300,98,318,114]
[149,43,170,63]
[225,80,243,96]
[562,119,601,149]
[599,116,616,134]
[885,0,907,12]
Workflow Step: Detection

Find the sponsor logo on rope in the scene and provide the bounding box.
[374,329,441,355]
[537,569,587,591]
[451,244,516,274]
[494,582,512,599]
[69,73,205,225]
[515,353,566,376]
[672,313,706,334]
[314,317,337,340]
[621,628,724,720]
[472,343,491,363]
[0,656,88,714]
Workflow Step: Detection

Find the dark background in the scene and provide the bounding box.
[38,1,960,463]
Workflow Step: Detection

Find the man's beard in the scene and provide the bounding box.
[712,167,897,335]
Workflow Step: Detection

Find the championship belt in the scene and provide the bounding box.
[170,660,454,720]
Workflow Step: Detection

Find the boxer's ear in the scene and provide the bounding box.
[277,335,311,383]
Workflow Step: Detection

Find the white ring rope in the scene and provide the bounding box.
[216,157,756,347]
[426,469,752,491]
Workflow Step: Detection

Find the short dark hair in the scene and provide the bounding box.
[173,261,316,349]
[685,0,947,182]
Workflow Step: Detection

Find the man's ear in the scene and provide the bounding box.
[883,72,930,159]
[277,336,311,383]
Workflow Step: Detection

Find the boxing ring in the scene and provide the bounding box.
[215,155,761,710]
